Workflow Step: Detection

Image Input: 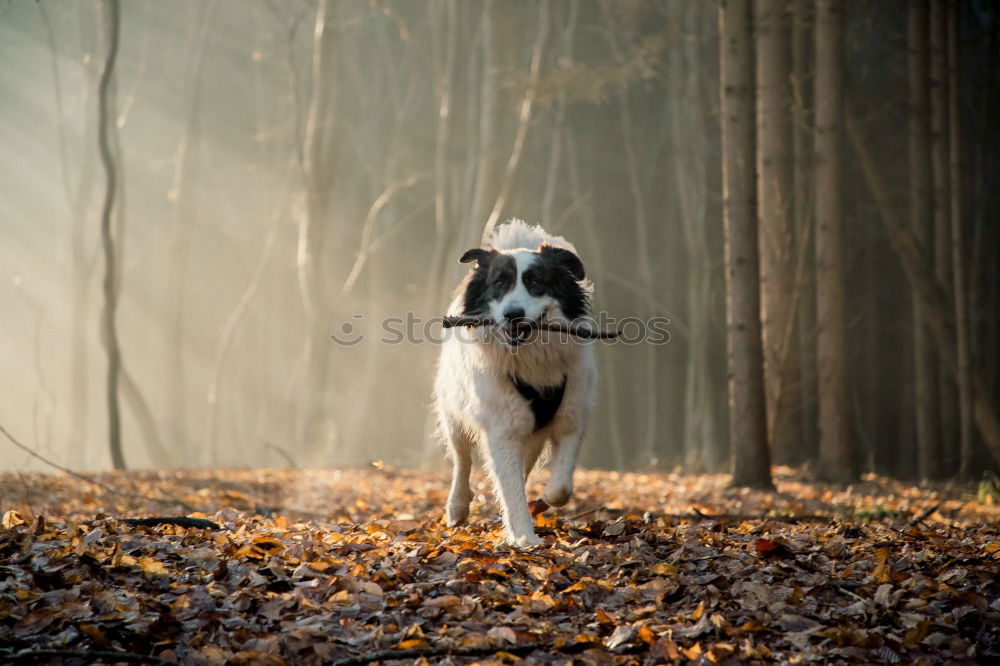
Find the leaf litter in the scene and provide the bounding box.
[0,466,997,664]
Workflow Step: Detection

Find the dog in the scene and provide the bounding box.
[433,219,597,547]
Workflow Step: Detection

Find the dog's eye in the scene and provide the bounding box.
[494,279,506,289]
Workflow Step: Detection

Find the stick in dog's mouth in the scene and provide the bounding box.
[441,315,619,340]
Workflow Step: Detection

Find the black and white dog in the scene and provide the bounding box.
[433,220,596,547]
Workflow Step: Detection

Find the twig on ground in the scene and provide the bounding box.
[119,516,221,530]
[662,511,834,524]
[333,641,549,666]
[688,553,733,563]
[908,502,941,527]
[567,505,603,520]
[4,649,176,665]
[565,505,834,525]
[0,420,199,513]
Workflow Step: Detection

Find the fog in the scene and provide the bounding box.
[1,1,997,482]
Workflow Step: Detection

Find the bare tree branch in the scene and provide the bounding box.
[97,0,124,470]
[481,0,550,242]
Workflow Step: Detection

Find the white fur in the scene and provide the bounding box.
[433,220,597,548]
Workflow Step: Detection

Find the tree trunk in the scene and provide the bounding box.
[297,0,340,461]
[930,0,958,476]
[756,0,803,467]
[423,0,458,317]
[846,102,1000,472]
[791,0,818,465]
[459,0,497,257]
[674,2,717,473]
[967,13,998,478]
[480,0,549,242]
[908,0,943,480]
[98,0,124,470]
[167,2,217,463]
[949,0,974,479]
[813,0,857,482]
[603,8,658,466]
[40,1,99,469]
[720,0,773,489]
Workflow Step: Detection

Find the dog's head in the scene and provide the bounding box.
[457,243,589,346]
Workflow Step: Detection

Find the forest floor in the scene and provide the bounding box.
[0,466,998,665]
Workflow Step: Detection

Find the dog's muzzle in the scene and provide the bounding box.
[502,318,536,347]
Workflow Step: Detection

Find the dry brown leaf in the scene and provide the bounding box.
[0,468,995,665]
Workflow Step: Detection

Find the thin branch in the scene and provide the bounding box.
[36,0,76,206]
[0,420,197,513]
[481,0,550,242]
[98,0,124,470]
[908,502,940,527]
[206,170,292,452]
[3,649,175,666]
[552,190,591,234]
[366,198,434,255]
[342,172,425,294]
[265,443,298,469]
[593,268,689,339]
[567,505,603,520]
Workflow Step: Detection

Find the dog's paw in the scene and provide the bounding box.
[445,507,469,527]
[542,483,573,507]
[446,493,471,527]
[506,532,544,548]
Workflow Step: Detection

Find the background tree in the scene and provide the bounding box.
[930,0,957,476]
[949,0,974,479]
[756,0,803,467]
[813,0,857,482]
[97,0,124,470]
[791,0,818,463]
[909,0,942,480]
[296,0,340,462]
[1,1,999,483]
[674,2,727,472]
[720,0,773,489]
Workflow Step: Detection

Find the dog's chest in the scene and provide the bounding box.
[509,374,566,431]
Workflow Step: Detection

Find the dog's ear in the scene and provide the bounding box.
[459,248,495,266]
[540,244,585,281]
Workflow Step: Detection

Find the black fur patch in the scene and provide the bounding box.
[460,251,517,316]
[509,374,567,431]
[523,246,590,320]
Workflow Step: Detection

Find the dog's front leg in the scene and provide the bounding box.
[445,432,473,527]
[544,432,583,507]
[484,431,543,547]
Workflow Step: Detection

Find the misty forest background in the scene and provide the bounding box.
[1,0,998,487]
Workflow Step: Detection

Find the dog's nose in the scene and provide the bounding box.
[504,307,526,323]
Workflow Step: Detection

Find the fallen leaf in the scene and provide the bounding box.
[488,626,517,645]
[528,499,549,518]
[605,624,635,650]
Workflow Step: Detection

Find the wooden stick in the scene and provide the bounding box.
[120,516,221,530]
[441,315,618,339]
[908,502,940,527]
[4,649,176,666]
